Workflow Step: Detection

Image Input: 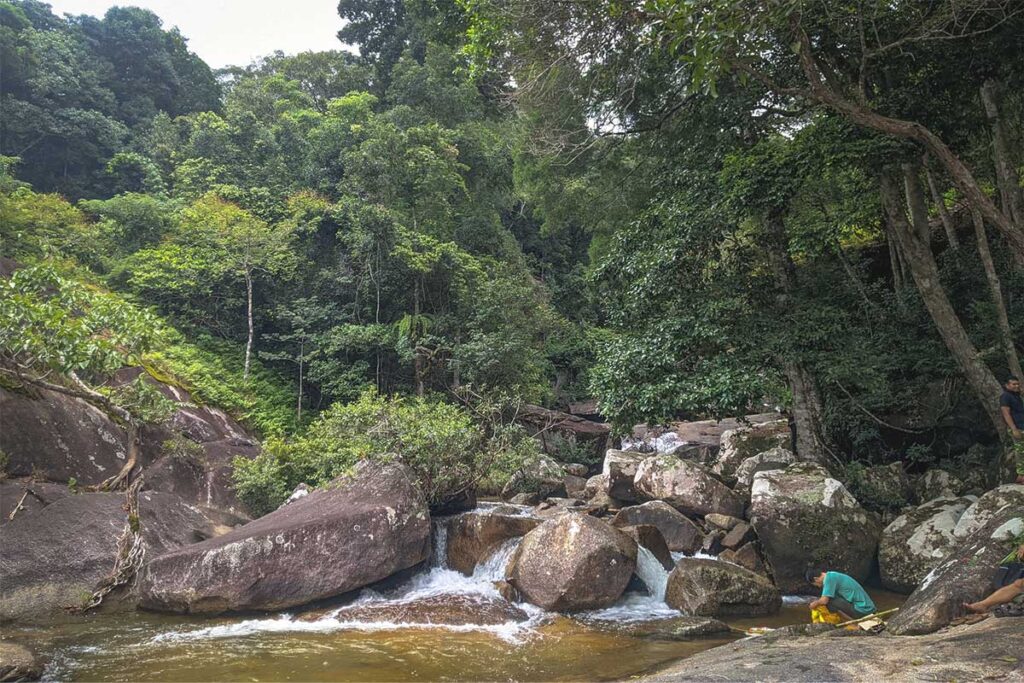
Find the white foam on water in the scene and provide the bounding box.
[581,593,680,623]
[782,595,814,605]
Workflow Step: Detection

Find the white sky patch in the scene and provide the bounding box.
[45,0,355,69]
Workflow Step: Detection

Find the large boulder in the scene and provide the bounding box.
[713,420,790,480]
[634,456,744,518]
[888,506,1024,635]
[952,484,1024,538]
[0,490,221,623]
[0,480,71,525]
[851,462,912,512]
[444,509,540,575]
[665,558,781,617]
[139,460,430,614]
[733,447,797,489]
[611,501,704,554]
[619,524,674,570]
[750,464,881,593]
[878,496,975,593]
[507,514,637,611]
[602,450,647,501]
[500,455,566,501]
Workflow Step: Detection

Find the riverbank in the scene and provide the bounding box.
[639,616,1024,681]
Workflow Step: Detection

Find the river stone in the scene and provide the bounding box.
[298,594,529,626]
[507,513,637,611]
[564,474,588,499]
[734,447,797,489]
[500,456,566,501]
[855,462,912,510]
[0,490,218,622]
[713,420,790,480]
[445,509,540,576]
[914,469,963,503]
[534,497,605,518]
[579,615,730,640]
[611,501,704,554]
[139,460,430,614]
[750,463,881,593]
[721,521,754,550]
[0,641,43,682]
[704,513,742,531]
[665,558,781,617]
[952,484,1024,538]
[634,456,744,518]
[888,506,1024,635]
[602,450,647,501]
[878,496,974,593]
[719,542,768,577]
[619,524,674,570]
[564,463,589,478]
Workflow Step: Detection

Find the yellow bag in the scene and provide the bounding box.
[811,605,843,625]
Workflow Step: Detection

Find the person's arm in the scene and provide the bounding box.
[1018,544,1024,561]
[1002,405,1022,437]
[809,595,830,609]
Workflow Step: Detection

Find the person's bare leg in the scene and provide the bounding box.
[964,579,1024,613]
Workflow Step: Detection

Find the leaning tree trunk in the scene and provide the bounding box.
[762,211,831,465]
[792,27,1024,267]
[971,207,1023,381]
[980,79,1024,228]
[881,172,1010,478]
[924,163,959,249]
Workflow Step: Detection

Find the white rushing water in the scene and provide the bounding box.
[148,509,695,647]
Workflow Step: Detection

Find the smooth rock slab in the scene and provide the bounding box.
[611,501,704,554]
[139,460,430,614]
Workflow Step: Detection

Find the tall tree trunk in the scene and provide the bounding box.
[763,210,830,465]
[244,270,253,381]
[980,79,1024,227]
[924,164,959,249]
[413,280,424,398]
[297,338,303,424]
[972,207,1023,381]
[880,172,1009,477]
[792,28,1024,266]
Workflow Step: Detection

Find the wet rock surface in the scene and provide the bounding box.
[665,558,781,617]
[508,513,637,611]
[298,594,529,626]
[578,615,730,640]
[640,616,1024,682]
[139,461,431,614]
[0,641,43,682]
[611,501,704,554]
[444,509,539,576]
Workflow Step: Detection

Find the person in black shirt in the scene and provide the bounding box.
[1000,377,1023,483]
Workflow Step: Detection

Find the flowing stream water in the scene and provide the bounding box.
[4,508,904,682]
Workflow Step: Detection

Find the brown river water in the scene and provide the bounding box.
[2,512,904,682]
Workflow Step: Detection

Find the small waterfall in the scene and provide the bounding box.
[634,547,669,602]
[430,519,449,568]
[473,537,521,582]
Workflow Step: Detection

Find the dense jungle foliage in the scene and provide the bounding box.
[1,0,1022,507]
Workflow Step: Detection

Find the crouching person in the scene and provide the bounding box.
[806,566,876,621]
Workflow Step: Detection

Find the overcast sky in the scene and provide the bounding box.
[45,0,352,69]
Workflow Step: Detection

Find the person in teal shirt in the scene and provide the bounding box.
[805,567,876,619]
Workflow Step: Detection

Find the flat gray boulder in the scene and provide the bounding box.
[139,460,430,614]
